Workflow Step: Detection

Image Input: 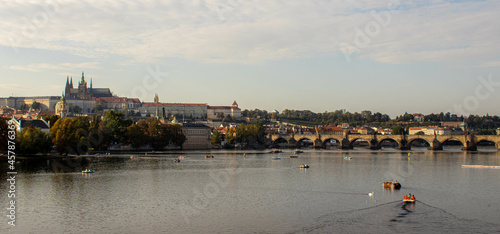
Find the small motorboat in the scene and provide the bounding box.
[383,181,401,190]
[272,157,281,160]
[271,149,282,153]
[290,155,298,158]
[205,155,214,158]
[294,149,304,154]
[82,169,94,173]
[300,164,309,168]
[403,194,415,203]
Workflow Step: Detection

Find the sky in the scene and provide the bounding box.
[1,0,499,118]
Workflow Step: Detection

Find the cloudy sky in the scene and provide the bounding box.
[1,0,499,117]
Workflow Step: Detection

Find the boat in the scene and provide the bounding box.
[290,155,298,158]
[272,157,281,160]
[382,181,401,190]
[82,169,94,173]
[174,158,181,163]
[403,194,415,203]
[130,155,138,159]
[344,156,352,160]
[294,149,304,154]
[300,164,309,168]
[271,149,282,153]
[205,155,214,158]
[178,156,185,159]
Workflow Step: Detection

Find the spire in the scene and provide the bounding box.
[70,76,73,87]
[90,78,93,89]
[66,76,69,86]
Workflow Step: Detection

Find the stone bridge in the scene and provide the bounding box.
[268,132,500,151]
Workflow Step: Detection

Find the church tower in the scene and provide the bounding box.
[77,71,88,99]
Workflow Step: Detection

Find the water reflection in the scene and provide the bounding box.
[0,150,499,233]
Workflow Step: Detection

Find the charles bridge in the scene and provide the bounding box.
[268,132,500,151]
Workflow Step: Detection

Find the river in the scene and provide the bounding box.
[1,147,499,233]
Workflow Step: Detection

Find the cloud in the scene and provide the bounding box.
[8,62,100,72]
[477,61,500,68]
[0,0,498,65]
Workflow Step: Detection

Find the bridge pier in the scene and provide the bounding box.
[430,139,443,151]
[462,142,477,151]
[369,139,381,150]
[341,139,353,149]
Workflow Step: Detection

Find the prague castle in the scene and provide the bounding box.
[65,71,112,99]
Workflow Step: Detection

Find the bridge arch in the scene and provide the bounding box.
[475,139,498,150]
[377,138,400,148]
[296,137,314,148]
[440,137,466,149]
[322,137,343,148]
[407,138,431,148]
[273,137,289,148]
[349,136,375,149]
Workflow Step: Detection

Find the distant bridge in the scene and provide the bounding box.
[268,132,500,151]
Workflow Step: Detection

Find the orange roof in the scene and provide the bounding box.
[317,126,344,132]
[98,97,141,103]
[143,102,206,106]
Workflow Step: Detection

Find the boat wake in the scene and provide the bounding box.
[290,200,499,234]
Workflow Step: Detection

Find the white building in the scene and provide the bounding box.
[207,101,241,120]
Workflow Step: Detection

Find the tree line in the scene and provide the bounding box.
[243,109,500,132]
[0,111,186,155]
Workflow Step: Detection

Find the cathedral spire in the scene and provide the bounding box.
[90,78,93,89]
[81,70,85,83]
[70,76,73,87]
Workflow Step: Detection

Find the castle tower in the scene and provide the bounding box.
[78,71,88,99]
[231,100,238,109]
[65,76,70,95]
[154,93,159,103]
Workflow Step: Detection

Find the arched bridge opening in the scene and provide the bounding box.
[297,138,314,148]
[273,138,289,148]
[323,138,342,149]
[378,138,400,149]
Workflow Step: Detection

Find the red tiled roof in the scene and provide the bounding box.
[97,97,140,103]
[317,126,344,132]
[143,102,206,106]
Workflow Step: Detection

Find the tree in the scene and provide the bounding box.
[211,130,222,146]
[38,115,60,128]
[15,127,52,155]
[169,124,186,147]
[31,101,42,110]
[103,110,132,145]
[392,126,405,135]
[51,118,80,155]
[0,118,9,151]
[126,124,148,149]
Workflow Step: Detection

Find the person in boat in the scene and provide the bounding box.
[411,195,415,200]
[404,195,408,200]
